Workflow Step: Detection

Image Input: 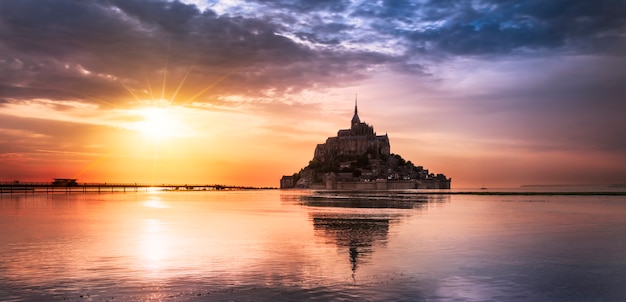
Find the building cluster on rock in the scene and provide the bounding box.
[281,99,451,190]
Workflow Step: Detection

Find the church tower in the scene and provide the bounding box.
[351,95,360,128]
[313,96,390,162]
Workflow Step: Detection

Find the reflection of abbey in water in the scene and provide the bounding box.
[281,98,451,189]
[299,192,449,275]
[313,214,390,275]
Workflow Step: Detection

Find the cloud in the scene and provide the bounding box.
[238,0,626,60]
[2,0,625,106]
[252,0,350,13]
[0,0,397,106]
[367,0,626,57]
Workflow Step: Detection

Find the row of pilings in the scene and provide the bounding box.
[0,182,257,195]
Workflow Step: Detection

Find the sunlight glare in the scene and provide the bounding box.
[139,219,169,273]
[143,198,169,209]
[128,101,191,140]
[146,187,165,194]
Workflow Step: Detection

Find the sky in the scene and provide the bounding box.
[1,0,625,188]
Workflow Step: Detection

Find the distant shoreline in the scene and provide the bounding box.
[316,190,626,196]
[520,183,626,188]
[447,191,626,196]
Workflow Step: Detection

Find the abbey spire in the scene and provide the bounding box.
[351,94,361,127]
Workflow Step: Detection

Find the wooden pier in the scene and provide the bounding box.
[0,182,270,194]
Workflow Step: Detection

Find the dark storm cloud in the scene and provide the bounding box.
[295,22,353,45]
[252,0,349,13]
[235,0,626,73]
[405,0,626,56]
[1,0,625,108]
[103,0,208,34]
[0,0,394,104]
[327,0,626,56]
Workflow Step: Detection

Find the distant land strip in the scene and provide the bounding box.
[521,184,626,188]
[445,191,626,196]
[319,190,626,196]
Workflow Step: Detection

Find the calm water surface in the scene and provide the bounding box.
[1,190,625,301]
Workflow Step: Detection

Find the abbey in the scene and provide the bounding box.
[313,100,390,162]
[281,99,451,190]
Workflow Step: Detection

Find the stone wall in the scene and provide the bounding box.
[330,179,451,190]
[314,135,390,162]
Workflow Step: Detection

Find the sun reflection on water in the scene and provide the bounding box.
[145,187,166,194]
[139,218,169,274]
[143,198,169,209]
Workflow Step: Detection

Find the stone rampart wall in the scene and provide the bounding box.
[314,135,390,162]
[329,179,450,190]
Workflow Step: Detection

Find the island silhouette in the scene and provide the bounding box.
[281,98,451,190]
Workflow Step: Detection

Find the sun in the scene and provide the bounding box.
[129,101,190,140]
[137,107,174,139]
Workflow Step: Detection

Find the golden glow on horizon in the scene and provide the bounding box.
[0,43,303,186]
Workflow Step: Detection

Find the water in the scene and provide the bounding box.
[1,189,625,301]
